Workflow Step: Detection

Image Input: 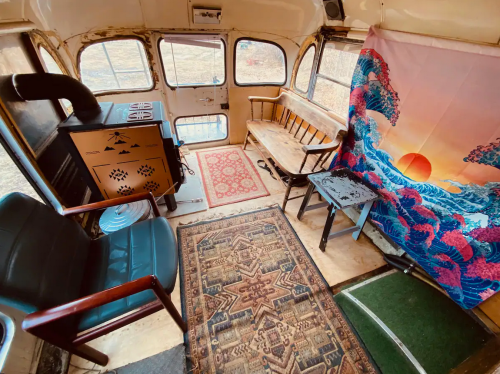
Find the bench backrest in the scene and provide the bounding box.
[277,91,346,141]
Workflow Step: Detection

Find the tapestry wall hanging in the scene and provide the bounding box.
[334,27,500,309]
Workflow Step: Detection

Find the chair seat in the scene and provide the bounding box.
[77,217,177,332]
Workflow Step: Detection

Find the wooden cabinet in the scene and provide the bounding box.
[70,124,174,199]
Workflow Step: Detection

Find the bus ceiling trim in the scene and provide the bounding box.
[164,36,222,49]
[0,21,36,35]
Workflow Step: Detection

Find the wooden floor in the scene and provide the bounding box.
[68,144,386,373]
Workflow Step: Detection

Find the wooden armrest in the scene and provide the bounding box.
[302,139,342,155]
[248,96,280,103]
[62,192,161,218]
[22,275,161,331]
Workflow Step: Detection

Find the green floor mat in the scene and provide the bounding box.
[338,271,491,374]
[336,292,420,374]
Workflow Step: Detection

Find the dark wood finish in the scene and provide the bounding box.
[330,265,391,295]
[164,194,177,211]
[62,191,161,218]
[449,338,500,374]
[320,205,336,252]
[72,301,163,346]
[23,275,187,366]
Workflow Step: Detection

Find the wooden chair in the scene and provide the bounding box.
[0,192,186,366]
[243,91,347,210]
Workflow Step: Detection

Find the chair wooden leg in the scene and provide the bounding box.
[71,344,109,366]
[28,327,109,366]
[153,282,187,333]
[243,131,251,150]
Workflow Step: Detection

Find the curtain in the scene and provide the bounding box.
[334,27,500,309]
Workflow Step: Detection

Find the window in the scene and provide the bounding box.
[312,42,360,118]
[175,114,227,144]
[159,36,225,87]
[235,39,286,86]
[0,120,42,202]
[294,45,316,93]
[79,39,152,93]
[39,47,73,114]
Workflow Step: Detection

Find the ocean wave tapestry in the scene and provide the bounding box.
[333,27,500,309]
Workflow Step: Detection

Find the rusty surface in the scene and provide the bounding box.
[75,32,160,96]
[29,30,72,76]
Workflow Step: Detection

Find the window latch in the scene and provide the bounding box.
[198,97,214,102]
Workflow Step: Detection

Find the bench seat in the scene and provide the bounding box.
[243,91,347,210]
[247,120,323,176]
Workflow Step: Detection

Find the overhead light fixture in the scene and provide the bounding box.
[193,7,222,25]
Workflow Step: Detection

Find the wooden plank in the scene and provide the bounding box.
[277,92,347,140]
[449,338,500,374]
[247,120,324,176]
[479,293,500,331]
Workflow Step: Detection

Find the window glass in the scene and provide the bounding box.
[0,119,42,202]
[175,114,227,144]
[295,46,316,93]
[318,43,359,85]
[313,77,350,117]
[235,39,286,85]
[160,36,225,87]
[79,40,152,92]
[39,47,73,114]
[312,42,360,117]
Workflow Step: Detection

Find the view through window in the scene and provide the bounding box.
[0,119,41,202]
[294,46,316,93]
[159,36,225,87]
[80,39,152,92]
[312,42,360,118]
[235,39,286,85]
[175,115,227,145]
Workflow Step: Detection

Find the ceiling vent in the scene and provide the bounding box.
[323,0,345,21]
[193,7,222,24]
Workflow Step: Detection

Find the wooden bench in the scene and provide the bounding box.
[243,91,347,210]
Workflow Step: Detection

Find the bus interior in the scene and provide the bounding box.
[0,1,499,373]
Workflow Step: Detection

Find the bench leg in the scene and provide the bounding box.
[282,177,294,212]
[243,131,251,150]
[297,182,315,220]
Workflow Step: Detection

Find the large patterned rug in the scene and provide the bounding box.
[196,146,269,207]
[178,208,378,374]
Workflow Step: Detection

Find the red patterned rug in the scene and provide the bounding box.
[178,207,378,374]
[196,146,269,208]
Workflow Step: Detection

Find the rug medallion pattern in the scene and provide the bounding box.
[178,208,377,374]
[196,146,269,208]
